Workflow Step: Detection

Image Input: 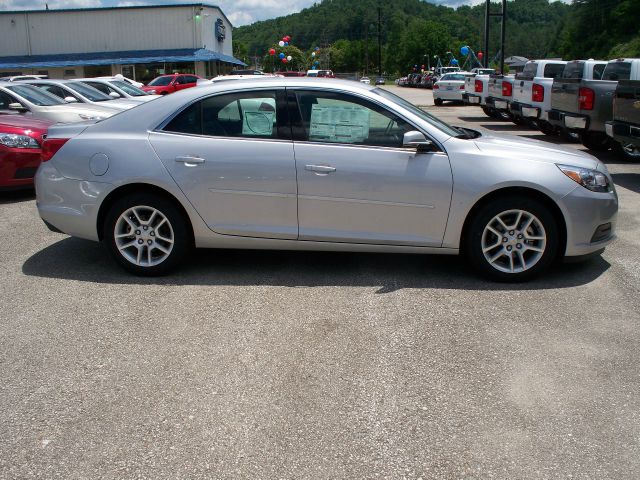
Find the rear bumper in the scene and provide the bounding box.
[486,96,509,111]
[463,93,482,105]
[434,89,464,101]
[605,120,640,147]
[509,101,542,119]
[548,109,603,132]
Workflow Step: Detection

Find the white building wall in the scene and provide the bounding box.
[0,5,233,57]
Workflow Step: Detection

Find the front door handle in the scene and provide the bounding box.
[305,164,336,173]
[175,155,205,166]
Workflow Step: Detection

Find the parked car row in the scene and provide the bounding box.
[466,58,640,160]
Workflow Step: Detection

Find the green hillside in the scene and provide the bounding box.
[233,0,640,74]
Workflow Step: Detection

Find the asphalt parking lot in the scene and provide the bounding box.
[1,86,639,479]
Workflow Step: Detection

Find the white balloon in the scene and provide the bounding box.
[278,41,285,47]
[311,52,316,57]
[287,55,292,61]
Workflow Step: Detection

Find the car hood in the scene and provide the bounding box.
[100,99,141,110]
[472,133,599,169]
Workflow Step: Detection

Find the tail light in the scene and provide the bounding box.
[41,137,69,162]
[532,83,544,102]
[502,81,512,97]
[475,79,483,93]
[578,87,595,110]
[459,85,464,89]
[433,84,439,90]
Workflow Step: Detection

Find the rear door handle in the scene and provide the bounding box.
[305,164,336,173]
[175,155,205,166]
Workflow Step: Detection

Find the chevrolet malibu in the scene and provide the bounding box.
[35,78,618,281]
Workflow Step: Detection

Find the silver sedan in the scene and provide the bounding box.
[35,78,618,281]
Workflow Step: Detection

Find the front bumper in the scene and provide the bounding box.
[0,147,41,190]
[562,184,618,257]
[35,162,114,241]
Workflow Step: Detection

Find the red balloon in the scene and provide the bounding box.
[269,48,276,56]
[282,58,288,63]
[285,36,291,42]
[478,52,484,59]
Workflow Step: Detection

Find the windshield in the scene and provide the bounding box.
[602,62,631,81]
[373,87,461,137]
[111,80,147,96]
[5,85,65,106]
[67,82,112,102]
[477,69,494,75]
[149,76,174,86]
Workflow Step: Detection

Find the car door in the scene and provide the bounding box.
[149,88,298,239]
[289,89,453,246]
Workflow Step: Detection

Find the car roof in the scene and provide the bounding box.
[195,76,375,93]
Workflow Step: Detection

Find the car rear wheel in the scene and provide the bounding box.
[104,194,191,275]
[580,132,611,151]
[434,98,443,106]
[466,196,559,282]
[537,120,557,136]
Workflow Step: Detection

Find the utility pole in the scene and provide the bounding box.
[484,0,490,68]
[377,6,382,79]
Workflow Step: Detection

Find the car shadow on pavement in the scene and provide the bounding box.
[0,189,35,205]
[23,237,611,293]
[611,173,640,194]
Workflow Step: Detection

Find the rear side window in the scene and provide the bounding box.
[517,62,538,80]
[561,62,584,79]
[602,62,631,81]
[592,63,606,80]
[163,90,284,139]
[543,63,565,79]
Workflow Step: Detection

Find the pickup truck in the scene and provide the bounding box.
[508,59,567,128]
[540,60,607,136]
[462,69,502,118]
[606,79,640,160]
[547,58,640,151]
[484,74,516,120]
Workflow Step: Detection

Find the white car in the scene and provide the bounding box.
[360,77,371,85]
[77,78,160,102]
[0,83,117,123]
[433,72,470,106]
[98,74,144,88]
[21,79,141,110]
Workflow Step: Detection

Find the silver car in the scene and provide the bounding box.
[21,79,141,110]
[77,78,161,102]
[36,78,618,281]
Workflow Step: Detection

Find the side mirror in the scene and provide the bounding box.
[64,96,78,103]
[109,91,121,98]
[8,102,27,112]
[402,131,435,153]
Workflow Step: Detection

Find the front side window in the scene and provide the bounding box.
[35,84,77,101]
[292,90,413,148]
[111,80,146,96]
[66,82,112,102]
[163,90,283,139]
[0,91,16,109]
[83,82,115,96]
[592,63,606,80]
[149,76,174,86]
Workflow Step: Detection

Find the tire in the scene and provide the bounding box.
[511,115,526,126]
[465,196,559,282]
[580,131,611,151]
[613,141,640,162]
[103,193,191,276]
[434,98,444,106]
[537,120,558,136]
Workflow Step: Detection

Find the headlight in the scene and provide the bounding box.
[147,89,156,94]
[0,133,39,149]
[78,114,104,121]
[557,164,611,193]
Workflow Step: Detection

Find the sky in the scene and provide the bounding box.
[1,0,568,26]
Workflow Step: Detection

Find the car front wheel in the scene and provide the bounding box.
[104,194,191,275]
[466,196,559,282]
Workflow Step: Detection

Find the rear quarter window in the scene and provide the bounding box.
[543,63,565,79]
[561,62,584,79]
[602,62,631,81]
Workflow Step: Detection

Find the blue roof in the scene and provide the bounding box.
[0,48,246,69]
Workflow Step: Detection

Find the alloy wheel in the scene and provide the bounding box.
[114,205,174,267]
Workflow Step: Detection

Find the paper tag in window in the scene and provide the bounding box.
[242,111,275,136]
[309,105,370,143]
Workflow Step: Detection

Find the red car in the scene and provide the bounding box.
[141,74,203,95]
[0,115,52,190]
[276,71,307,77]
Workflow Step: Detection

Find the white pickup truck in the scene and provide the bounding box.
[508,59,567,127]
[462,69,495,115]
[484,74,516,120]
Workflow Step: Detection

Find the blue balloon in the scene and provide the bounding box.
[284,42,289,46]
[279,53,285,59]
[460,46,469,56]
[315,47,320,51]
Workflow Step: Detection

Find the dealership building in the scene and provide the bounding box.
[0,3,246,82]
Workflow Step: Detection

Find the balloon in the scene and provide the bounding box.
[311,52,316,57]
[282,58,288,63]
[278,41,285,47]
[478,52,484,59]
[285,36,291,42]
[287,55,292,61]
[460,46,469,56]
[315,47,320,51]
[451,59,458,65]
[279,52,285,59]
[269,48,276,56]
